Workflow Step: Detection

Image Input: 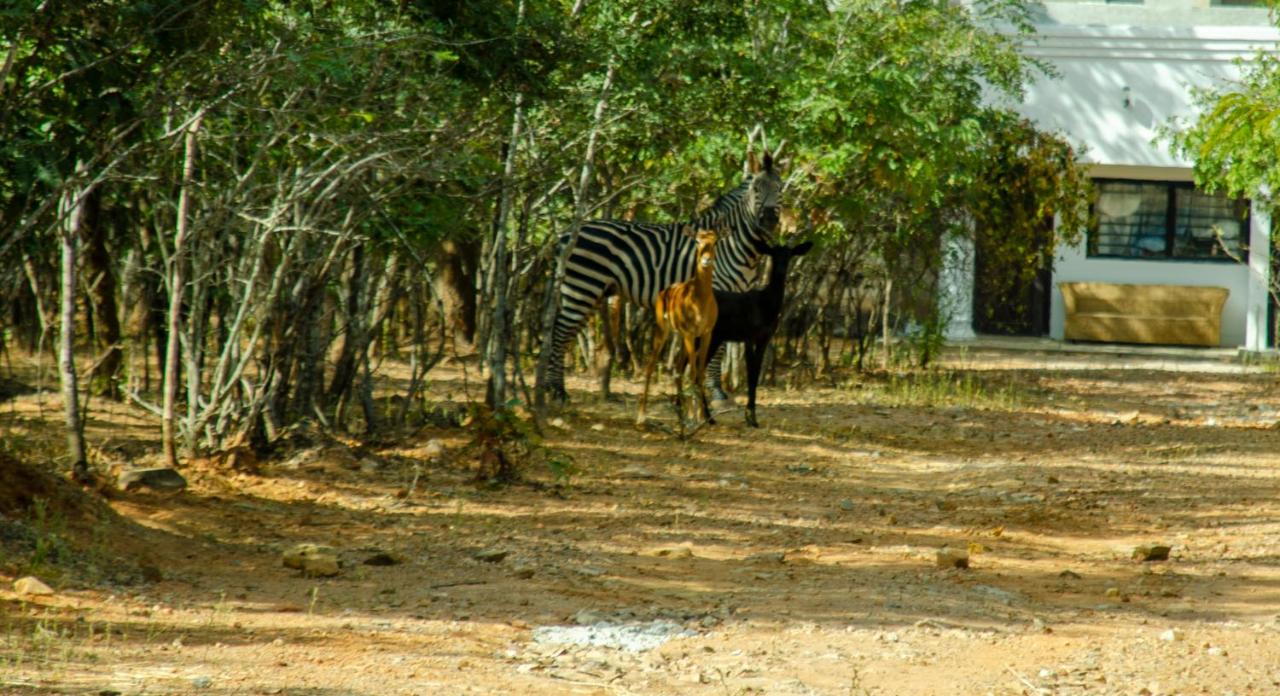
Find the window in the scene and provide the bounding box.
[1089,180,1248,261]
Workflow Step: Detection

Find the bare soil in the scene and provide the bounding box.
[4,343,1280,695]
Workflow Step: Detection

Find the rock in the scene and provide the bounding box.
[590,423,605,432]
[656,544,694,559]
[425,439,445,460]
[972,584,1019,605]
[191,676,213,689]
[473,548,509,563]
[14,576,54,597]
[1159,628,1186,642]
[1058,570,1082,580]
[838,499,855,511]
[1133,545,1171,562]
[574,609,607,625]
[282,543,341,577]
[936,548,969,569]
[118,467,188,492]
[512,565,536,579]
[1206,645,1225,657]
[550,418,566,429]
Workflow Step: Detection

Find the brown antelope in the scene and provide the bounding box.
[637,229,719,430]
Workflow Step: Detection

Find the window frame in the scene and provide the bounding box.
[1087,178,1250,264]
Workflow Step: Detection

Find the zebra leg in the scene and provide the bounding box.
[703,343,730,403]
[543,304,591,405]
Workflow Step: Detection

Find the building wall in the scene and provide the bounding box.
[1048,163,1270,348]
[1010,2,1278,349]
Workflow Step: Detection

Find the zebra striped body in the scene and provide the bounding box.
[543,159,782,401]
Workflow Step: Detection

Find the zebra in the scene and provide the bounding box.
[542,152,783,403]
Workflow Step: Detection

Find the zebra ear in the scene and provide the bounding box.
[747,151,761,174]
[762,152,774,172]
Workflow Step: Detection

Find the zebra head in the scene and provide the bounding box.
[746,151,783,232]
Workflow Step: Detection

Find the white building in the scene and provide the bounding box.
[958,0,1279,350]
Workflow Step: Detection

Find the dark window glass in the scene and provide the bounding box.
[1173,188,1247,260]
[1088,180,1248,262]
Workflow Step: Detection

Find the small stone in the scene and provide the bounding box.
[282,543,341,577]
[511,565,536,579]
[1160,629,1185,642]
[574,609,606,625]
[936,548,969,569]
[1104,587,1122,599]
[550,418,566,429]
[1058,570,1082,580]
[839,499,855,511]
[14,576,54,597]
[590,423,605,432]
[191,676,213,689]
[118,467,187,492]
[1133,545,1171,562]
[425,439,445,460]
[1206,645,1225,657]
[473,548,509,563]
[656,544,694,559]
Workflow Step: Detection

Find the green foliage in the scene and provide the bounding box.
[1168,51,1280,203]
[0,0,1093,453]
[971,114,1092,329]
[874,369,1022,411]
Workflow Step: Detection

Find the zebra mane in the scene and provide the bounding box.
[688,180,751,229]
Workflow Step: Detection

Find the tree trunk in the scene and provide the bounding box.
[534,61,616,409]
[59,182,90,482]
[486,87,525,409]
[881,276,893,371]
[328,243,368,410]
[436,238,479,355]
[81,188,122,399]
[163,114,203,469]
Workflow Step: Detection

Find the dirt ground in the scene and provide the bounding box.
[5,340,1280,695]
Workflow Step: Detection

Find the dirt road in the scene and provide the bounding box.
[4,343,1280,695]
